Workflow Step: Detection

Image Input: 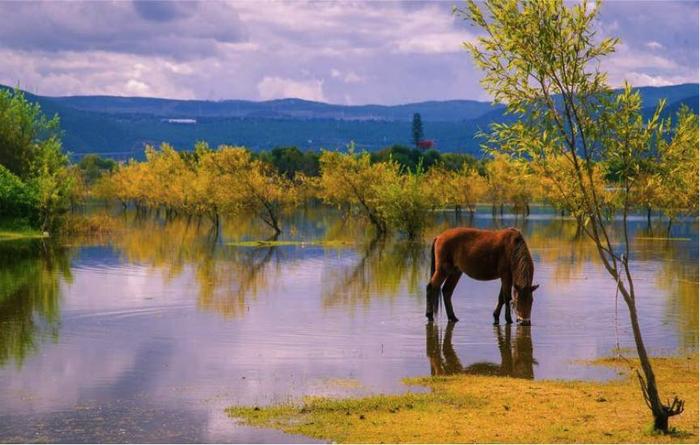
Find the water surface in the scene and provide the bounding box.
[0,208,697,442]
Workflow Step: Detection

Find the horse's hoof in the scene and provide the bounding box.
[448,317,459,323]
[506,319,513,324]
[493,320,499,325]
[426,314,434,322]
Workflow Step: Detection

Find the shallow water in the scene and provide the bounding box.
[0,208,697,442]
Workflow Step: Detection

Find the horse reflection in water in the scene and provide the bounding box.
[426,322,536,379]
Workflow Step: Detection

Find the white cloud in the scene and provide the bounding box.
[343,71,364,83]
[603,42,696,88]
[330,69,364,84]
[256,76,326,101]
[394,31,473,54]
[125,79,151,96]
[620,72,692,88]
[0,0,695,104]
[0,49,199,99]
[607,44,678,70]
[645,41,664,50]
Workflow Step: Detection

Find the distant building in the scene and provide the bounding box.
[417,139,434,150]
[163,118,197,124]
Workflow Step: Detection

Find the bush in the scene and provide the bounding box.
[375,168,432,239]
[0,164,38,222]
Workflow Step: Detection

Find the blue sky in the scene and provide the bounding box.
[0,0,697,104]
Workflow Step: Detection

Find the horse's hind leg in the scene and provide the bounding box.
[426,269,446,321]
[441,272,461,322]
[493,292,504,325]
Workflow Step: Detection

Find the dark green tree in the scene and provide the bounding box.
[0,88,61,179]
[411,113,424,147]
[0,89,78,231]
[78,154,117,185]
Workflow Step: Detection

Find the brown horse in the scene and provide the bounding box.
[426,227,538,325]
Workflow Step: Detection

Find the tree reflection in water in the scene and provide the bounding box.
[426,321,536,379]
[0,240,72,367]
[321,238,427,309]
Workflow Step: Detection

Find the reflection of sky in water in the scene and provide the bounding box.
[0,210,697,442]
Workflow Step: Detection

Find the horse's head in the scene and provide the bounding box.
[512,284,539,325]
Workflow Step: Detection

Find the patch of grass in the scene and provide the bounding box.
[228,355,698,443]
[0,218,46,241]
[636,237,692,241]
[228,240,354,248]
[0,228,46,241]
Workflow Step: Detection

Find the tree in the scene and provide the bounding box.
[374,166,432,239]
[412,113,424,147]
[371,145,440,172]
[0,88,78,231]
[78,154,116,185]
[238,157,299,237]
[258,146,320,179]
[426,163,486,216]
[200,146,298,236]
[484,153,511,217]
[651,106,699,232]
[0,164,37,222]
[0,88,61,179]
[316,151,398,234]
[457,0,686,431]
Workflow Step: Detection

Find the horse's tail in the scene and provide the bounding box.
[430,237,436,279]
[428,237,440,316]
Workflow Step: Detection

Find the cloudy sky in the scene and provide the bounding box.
[0,0,697,104]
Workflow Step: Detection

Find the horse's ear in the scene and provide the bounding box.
[530,284,540,292]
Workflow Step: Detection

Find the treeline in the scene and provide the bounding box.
[92,103,698,239]
[2,88,697,239]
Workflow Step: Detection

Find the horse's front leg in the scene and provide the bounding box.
[502,276,513,324]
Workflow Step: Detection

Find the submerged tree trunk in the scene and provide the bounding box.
[258,200,282,237]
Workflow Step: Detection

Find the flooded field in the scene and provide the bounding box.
[0,208,697,443]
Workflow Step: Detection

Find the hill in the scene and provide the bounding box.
[1,83,696,159]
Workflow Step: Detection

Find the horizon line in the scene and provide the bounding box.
[2,82,697,109]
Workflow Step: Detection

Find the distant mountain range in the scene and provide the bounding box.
[2,83,697,159]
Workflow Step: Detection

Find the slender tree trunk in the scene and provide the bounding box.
[619,282,672,431]
[646,206,652,230]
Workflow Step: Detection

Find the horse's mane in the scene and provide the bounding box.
[510,230,533,289]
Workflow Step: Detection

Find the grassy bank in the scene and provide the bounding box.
[0,224,47,241]
[228,355,698,443]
